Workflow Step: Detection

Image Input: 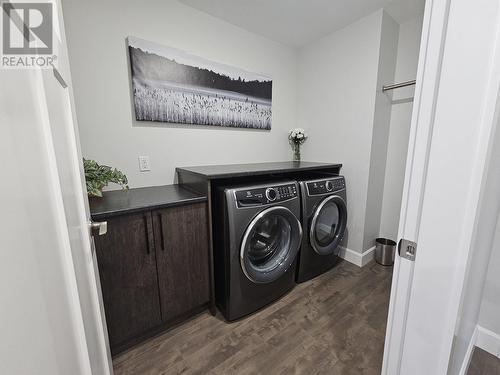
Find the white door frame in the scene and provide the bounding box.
[383,0,500,373]
[53,2,114,372]
[36,67,113,374]
[32,0,113,373]
[382,0,451,372]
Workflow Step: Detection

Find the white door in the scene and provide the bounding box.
[37,0,112,373]
[1,2,111,373]
[382,0,500,373]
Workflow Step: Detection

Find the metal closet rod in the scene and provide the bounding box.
[382,79,416,92]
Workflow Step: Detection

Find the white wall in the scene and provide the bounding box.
[297,10,400,253]
[363,12,399,251]
[62,0,298,188]
[379,15,423,241]
[479,218,500,334]
[438,0,500,369]
[297,11,380,253]
[478,124,500,337]
[447,99,500,374]
[63,1,418,255]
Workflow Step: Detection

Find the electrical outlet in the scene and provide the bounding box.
[138,156,151,172]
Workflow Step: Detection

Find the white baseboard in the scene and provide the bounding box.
[476,325,500,357]
[457,325,500,375]
[338,246,375,267]
[459,326,478,375]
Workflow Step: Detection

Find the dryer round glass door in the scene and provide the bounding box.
[240,206,302,283]
[310,195,347,255]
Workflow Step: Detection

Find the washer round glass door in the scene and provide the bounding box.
[240,206,302,283]
[310,195,347,255]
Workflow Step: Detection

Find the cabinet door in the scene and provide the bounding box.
[93,211,162,353]
[153,203,210,321]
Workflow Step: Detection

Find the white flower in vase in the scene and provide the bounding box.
[288,128,308,161]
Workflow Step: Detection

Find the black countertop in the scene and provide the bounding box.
[176,161,342,180]
[89,184,207,219]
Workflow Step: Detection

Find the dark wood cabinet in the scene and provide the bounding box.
[93,211,162,352]
[153,203,210,321]
[93,202,210,355]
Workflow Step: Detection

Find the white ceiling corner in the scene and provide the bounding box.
[179,0,425,47]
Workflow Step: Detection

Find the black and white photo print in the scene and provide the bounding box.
[127,37,273,129]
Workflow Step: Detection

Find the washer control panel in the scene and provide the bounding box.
[235,183,298,207]
[307,177,345,196]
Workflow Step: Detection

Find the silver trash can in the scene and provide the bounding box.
[375,238,396,266]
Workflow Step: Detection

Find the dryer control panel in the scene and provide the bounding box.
[235,183,298,207]
[307,177,345,196]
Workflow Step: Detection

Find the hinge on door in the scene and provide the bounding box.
[52,67,68,88]
[398,239,417,261]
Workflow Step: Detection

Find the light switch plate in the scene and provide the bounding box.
[138,156,151,172]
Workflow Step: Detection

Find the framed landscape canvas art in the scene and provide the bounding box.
[127,37,273,130]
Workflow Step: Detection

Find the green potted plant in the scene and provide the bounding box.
[83,158,129,197]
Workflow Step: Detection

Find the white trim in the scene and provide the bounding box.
[32,70,92,373]
[54,1,113,372]
[458,326,478,375]
[476,326,500,358]
[441,4,500,371]
[338,246,376,267]
[457,325,500,375]
[382,0,450,370]
[361,246,376,267]
[384,0,500,372]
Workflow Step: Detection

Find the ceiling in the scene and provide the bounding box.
[180,0,425,47]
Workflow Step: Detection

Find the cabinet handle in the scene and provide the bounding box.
[158,213,165,251]
[144,214,153,254]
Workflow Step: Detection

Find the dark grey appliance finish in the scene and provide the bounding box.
[90,187,210,356]
[213,181,302,321]
[176,161,342,315]
[297,176,347,283]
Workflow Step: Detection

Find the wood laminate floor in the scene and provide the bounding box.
[113,260,393,375]
[468,347,500,375]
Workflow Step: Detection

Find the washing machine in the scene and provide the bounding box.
[213,181,303,321]
[296,176,347,283]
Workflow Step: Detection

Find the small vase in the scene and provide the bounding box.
[293,143,301,162]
